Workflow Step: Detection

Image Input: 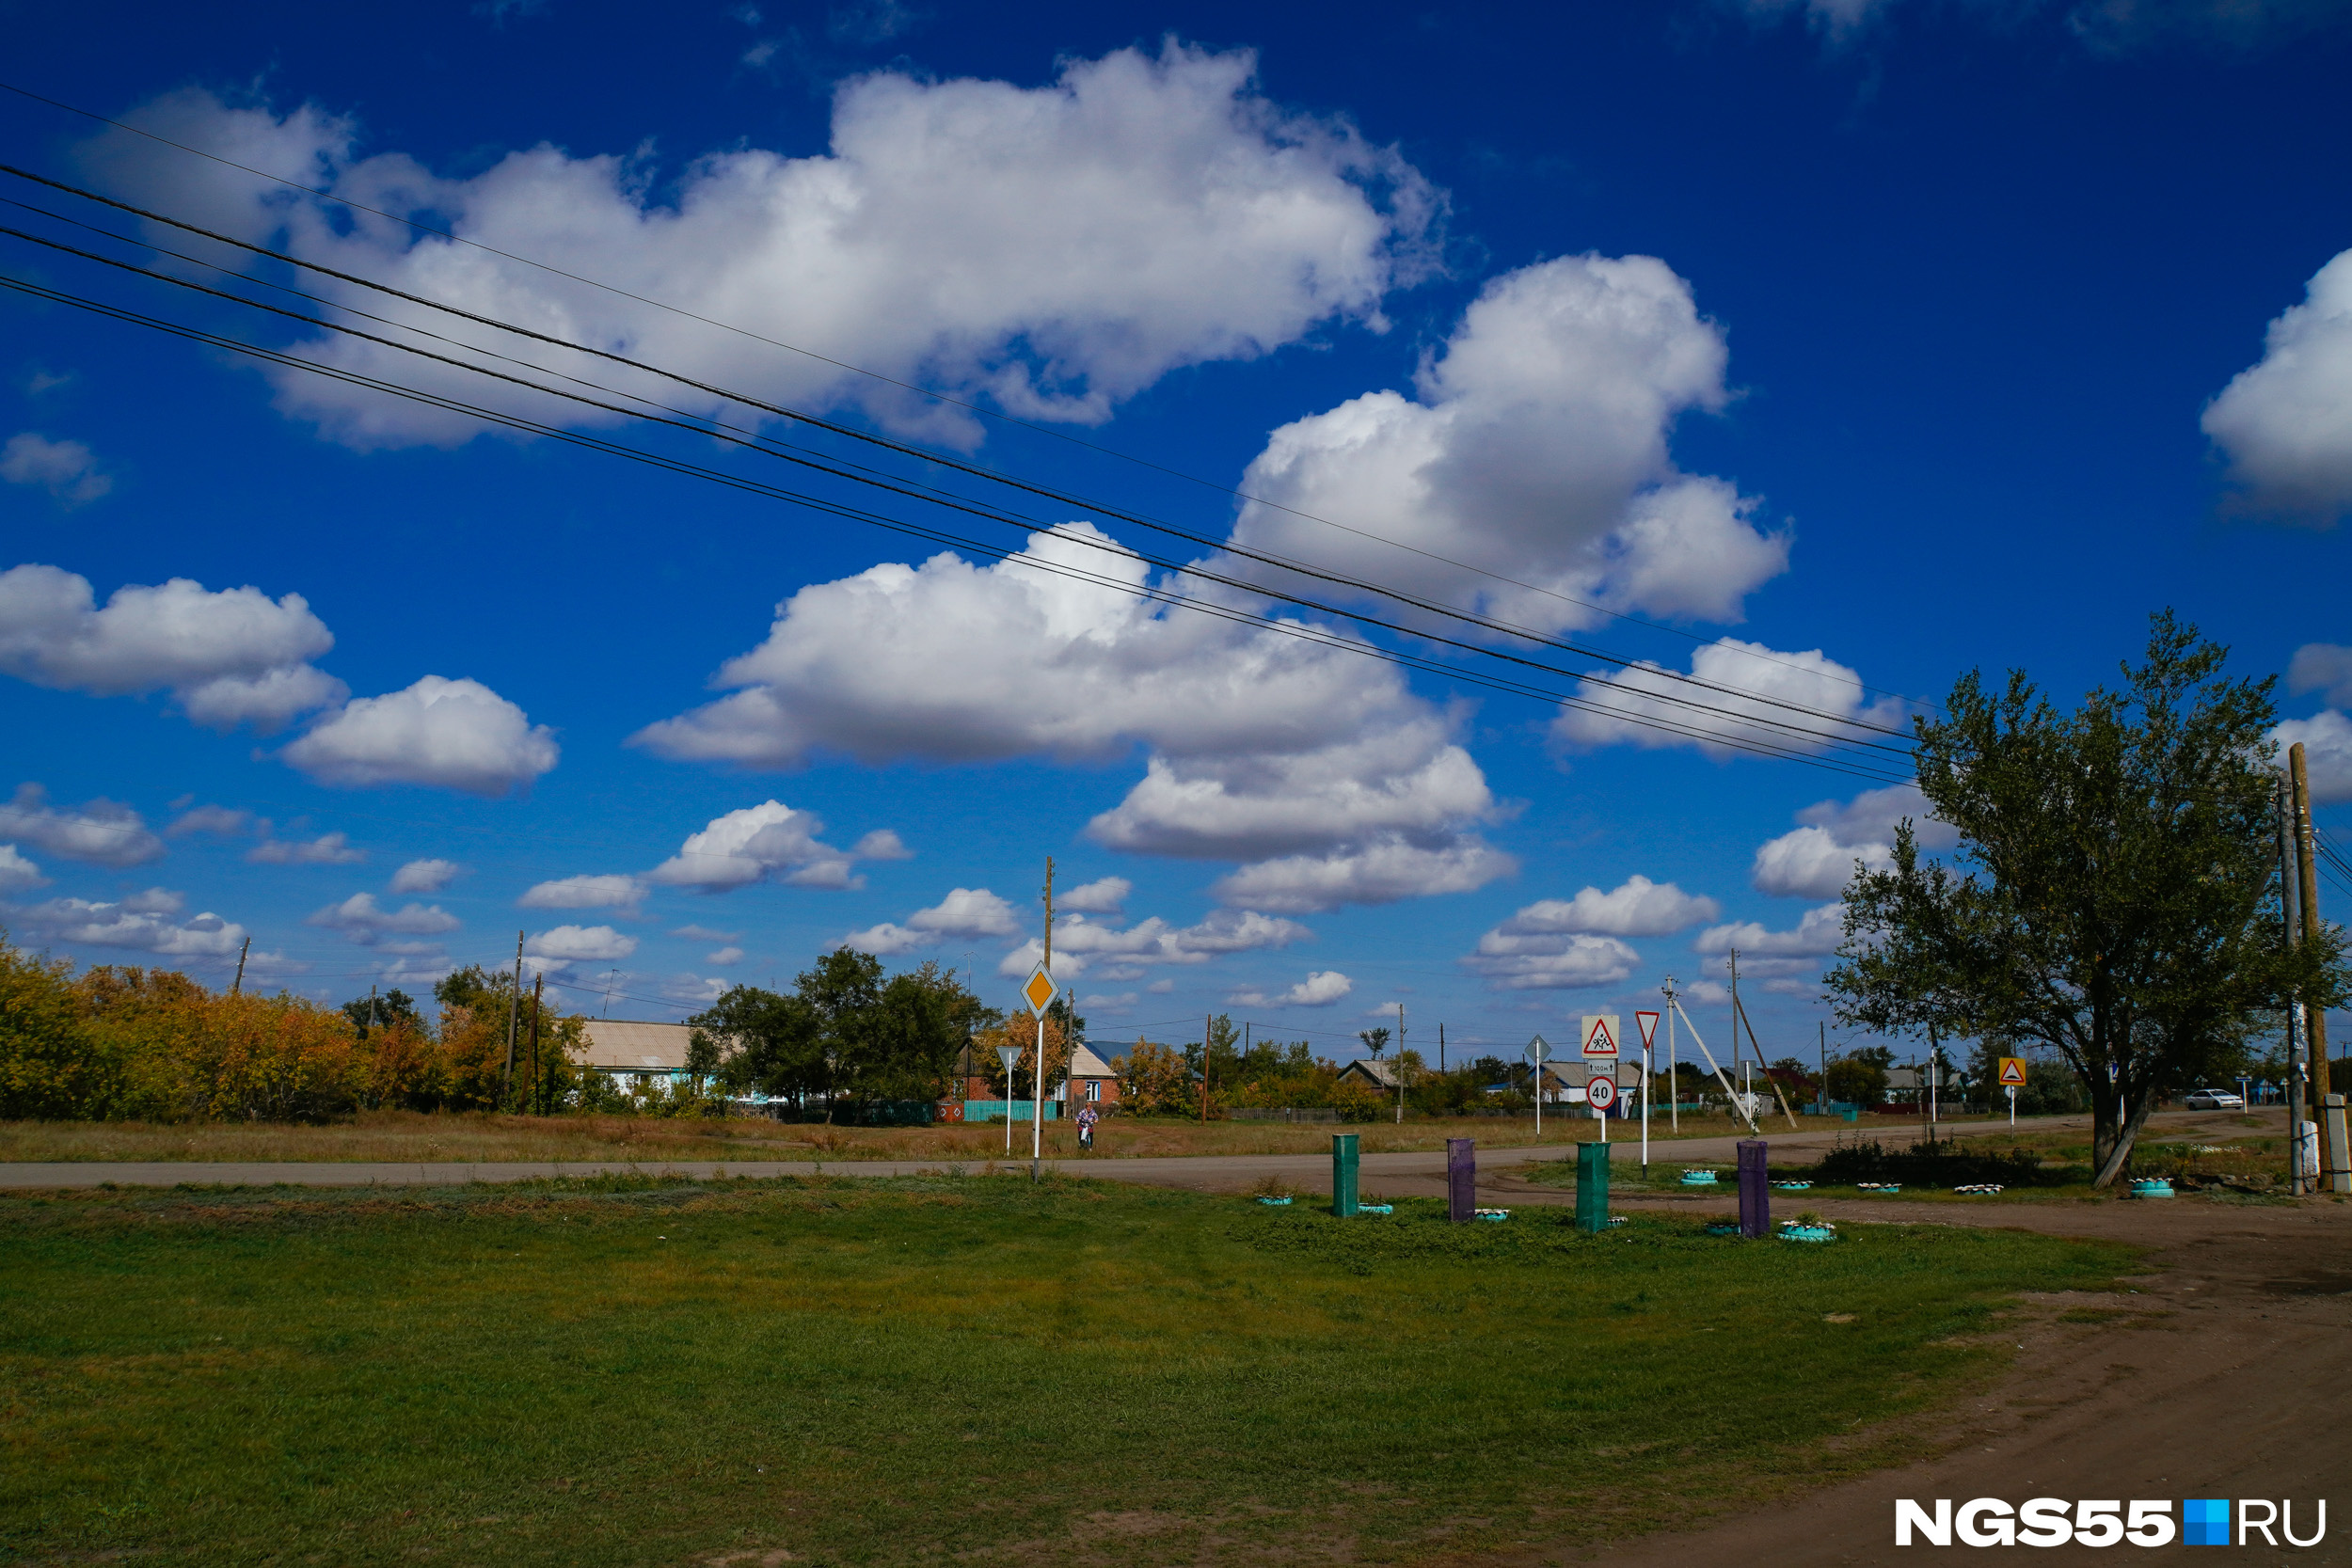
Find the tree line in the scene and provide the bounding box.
[0,943,582,1122]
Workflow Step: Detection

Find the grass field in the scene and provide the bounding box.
[0,1174,2134,1565]
[0,1106,1983,1164]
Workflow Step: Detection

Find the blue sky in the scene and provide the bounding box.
[3,0,2349,1064]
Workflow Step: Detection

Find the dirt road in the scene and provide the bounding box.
[0,1106,2223,1192]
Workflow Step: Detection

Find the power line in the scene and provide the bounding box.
[0,159,1925,742]
[0,79,1943,711]
[0,263,1918,780]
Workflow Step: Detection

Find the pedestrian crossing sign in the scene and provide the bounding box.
[1581,1014,1620,1058]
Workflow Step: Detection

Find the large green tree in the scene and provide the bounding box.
[1825,613,2344,1186]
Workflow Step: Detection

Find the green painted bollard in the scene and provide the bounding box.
[1332,1132,1359,1217]
[1576,1140,1611,1234]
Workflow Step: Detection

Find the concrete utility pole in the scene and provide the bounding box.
[2290,742,2346,1192]
[230,936,250,996]
[1662,975,1680,1132]
[504,931,523,1090]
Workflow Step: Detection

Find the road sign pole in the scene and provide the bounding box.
[1635,1011,1660,1173]
[2008,1085,2016,1127]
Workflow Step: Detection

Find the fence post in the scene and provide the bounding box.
[1576,1140,1610,1233]
[1331,1132,1359,1217]
[1738,1139,1769,1238]
[1447,1137,1475,1222]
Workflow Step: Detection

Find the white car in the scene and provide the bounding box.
[2182,1088,2244,1110]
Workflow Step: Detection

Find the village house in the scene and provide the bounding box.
[577,1019,693,1090]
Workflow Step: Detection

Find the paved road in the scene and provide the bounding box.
[0,1108,2248,1191]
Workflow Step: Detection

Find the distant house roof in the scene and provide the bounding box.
[1339,1057,1400,1089]
[1068,1043,1117,1079]
[578,1019,693,1071]
[1886,1067,1923,1091]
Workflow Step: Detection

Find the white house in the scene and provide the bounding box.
[577,1019,694,1090]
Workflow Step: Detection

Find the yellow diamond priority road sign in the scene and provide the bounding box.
[1023,964,1057,1015]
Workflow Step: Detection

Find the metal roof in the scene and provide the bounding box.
[1068,1043,1117,1079]
[577,1019,694,1070]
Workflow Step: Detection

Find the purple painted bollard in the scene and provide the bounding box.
[1447,1137,1475,1223]
[1737,1139,1769,1238]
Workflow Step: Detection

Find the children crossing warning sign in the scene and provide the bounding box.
[1581,1014,1620,1058]
[1997,1056,2027,1087]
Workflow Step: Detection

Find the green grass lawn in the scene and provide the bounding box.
[0,1174,2134,1566]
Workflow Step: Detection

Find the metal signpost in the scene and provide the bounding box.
[1635,1010,1660,1171]
[996,1042,1023,1155]
[1587,1072,1616,1143]
[1023,962,1057,1180]
[1581,1015,1619,1144]
[1998,1055,2026,1129]
[1528,1035,1550,1138]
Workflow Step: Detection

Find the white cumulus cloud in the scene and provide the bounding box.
[1554,637,1911,759]
[0,844,48,893]
[1693,902,1846,958]
[850,829,913,861]
[2274,708,2352,803]
[1225,255,1788,635]
[2,434,112,506]
[526,924,639,962]
[2203,249,2352,522]
[1461,929,1641,991]
[167,804,253,838]
[1059,876,1131,914]
[390,858,466,894]
[1494,875,1719,938]
[282,675,558,795]
[1750,782,1955,898]
[995,908,1309,977]
[307,892,463,946]
[646,800,867,891]
[0,784,164,867]
[0,564,344,731]
[1229,969,1353,1007]
[636,526,1509,910]
[247,831,364,865]
[844,886,1025,954]
[87,52,1434,451]
[518,873,647,911]
[1209,836,1515,914]
[18,888,246,957]
[2288,642,2352,708]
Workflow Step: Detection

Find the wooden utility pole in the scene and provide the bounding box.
[1438,1022,1445,1074]
[2277,770,2309,1193]
[2290,744,2330,1098]
[1041,855,1055,973]
[2291,742,2342,1189]
[1200,1011,1211,1124]
[1819,1021,1828,1116]
[503,930,523,1089]
[1395,1003,1406,1123]
[230,936,250,996]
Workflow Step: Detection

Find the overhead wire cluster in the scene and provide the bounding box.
[0,138,1923,783]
